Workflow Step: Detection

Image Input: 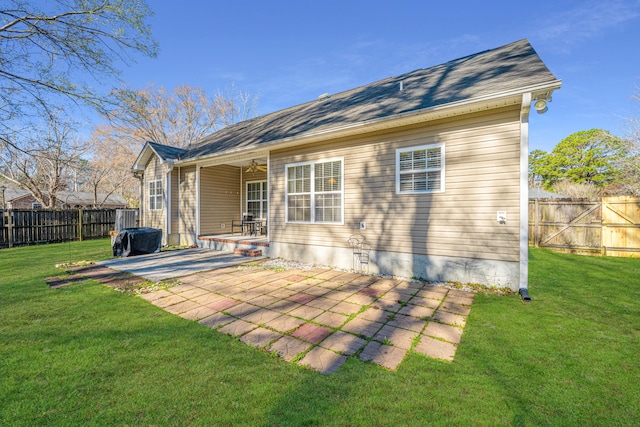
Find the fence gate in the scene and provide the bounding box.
[601,196,640,257]
[530,199,602,255]
[530,196,640,257]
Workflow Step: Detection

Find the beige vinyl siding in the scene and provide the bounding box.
[200,165,241,235]
[179,166,197,239]
[270,105,522,262]
[143,155,165,232]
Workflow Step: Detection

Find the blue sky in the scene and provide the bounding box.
[110,0,640,152]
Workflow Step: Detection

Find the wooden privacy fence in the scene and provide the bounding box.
[529,196,640,257]
[0,209,138,248]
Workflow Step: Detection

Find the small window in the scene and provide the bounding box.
[396,144,444,194]
[286,158,343,224]
[32,202,43,210]
[148,179,163,211]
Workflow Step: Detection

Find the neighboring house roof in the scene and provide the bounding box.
[57,191,128,206]
[529,188,568,199]
[5,188,31,202]
[3,188,127,206]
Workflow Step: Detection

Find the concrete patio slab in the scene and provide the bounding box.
[319,331,366,355]
[268,336,312,361]
[218,319,257,337]
[374,324,417,350]
[414,335,457,361]
[264,314,306,333]
[288,304,324,321]
[291,323,333,344]
[139,289,172,302]
[342,317,384,338]
[423,322,463,344]
[433,310,467,327]
[329,301,362,315]
[164,299,202,314]
[314,311,349,328]
[240,327,282,349]
[198,312,236,329]
[398,303,435,319]
[98,248,258,281]
[360,341,408,370]
[180,305,217,321]
[242,308,282,325]
[299,346,347,374]
[440,301,472,316]
[152,294,187,308]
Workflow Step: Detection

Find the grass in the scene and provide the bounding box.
[1,239,639,426]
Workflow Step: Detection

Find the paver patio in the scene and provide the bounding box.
[101,257,476,374]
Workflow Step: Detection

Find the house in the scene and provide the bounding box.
[132,39,561,291]
[529,188,568,199]
[1,188,128,209]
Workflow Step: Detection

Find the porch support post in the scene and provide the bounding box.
[267,152,271,238]
[166,170,171,239]
[196,164,201,237]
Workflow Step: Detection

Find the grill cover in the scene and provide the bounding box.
[112,227,162,257]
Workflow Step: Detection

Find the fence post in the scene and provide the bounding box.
[601,198,606,256]
[78,208,83,242]
[534,199,539,247]
[7,210,13,248]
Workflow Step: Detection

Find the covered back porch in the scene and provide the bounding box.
[182,152,270,255]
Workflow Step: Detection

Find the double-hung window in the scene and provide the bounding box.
[396,144,444,194]
[286,158,343,223]
[148,179,163,211]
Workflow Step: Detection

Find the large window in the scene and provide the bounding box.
[396,144,444,194]
[286,158,343,224]
[246,181,268,219]
[148,179,163,211]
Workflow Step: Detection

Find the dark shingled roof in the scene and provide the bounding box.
[148,141,186,162]
[177,39,558,162]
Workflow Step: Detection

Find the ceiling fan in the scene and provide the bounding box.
[245,159,267,173]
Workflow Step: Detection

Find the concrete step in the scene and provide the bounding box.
[234,248,262,257]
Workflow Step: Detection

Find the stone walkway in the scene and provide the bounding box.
[140,263,475,374]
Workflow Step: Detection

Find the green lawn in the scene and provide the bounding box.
[1,240,638,426]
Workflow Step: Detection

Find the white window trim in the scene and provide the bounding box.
[285,157,344,225]
[246,180,268,219]
[395,143,445,194]
[148,179,163,211]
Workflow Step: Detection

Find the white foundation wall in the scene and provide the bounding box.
[269,242,519,290]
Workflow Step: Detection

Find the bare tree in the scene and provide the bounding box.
[0,113,90,208]
[0,0,157,126]
[86,83,258,206]
[215,82,260,129]
[106,83,259,148]
[86,128,141,206]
